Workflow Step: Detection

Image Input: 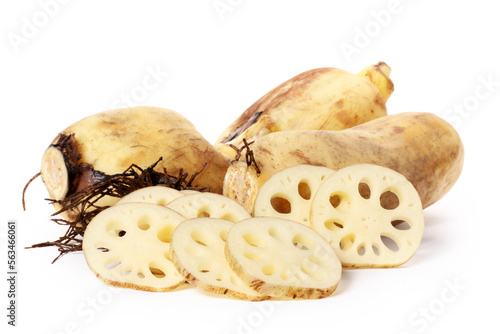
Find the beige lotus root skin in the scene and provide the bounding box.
[170,218,268,301]
[225,217,342,300]
[82,203,187,292]
[253,165,334,226]
[166,192,251,222]
[310,164,425,268]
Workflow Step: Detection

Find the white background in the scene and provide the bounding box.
[1,1,499,333]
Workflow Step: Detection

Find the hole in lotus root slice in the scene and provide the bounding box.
[324,219,344,232]
[157,225,176,243]
[220,213,238,222]
[121,267,132,276]
[137,215,151,231]
[358,180,371,199]
[149,264,166,278]
[191,230,211,247]
[198,262,213,274]
[339,234,355,251]
[242,232,266,248]
[219,229,228,242]
[329,192,350,210]
[300,263,324,281]
[243,251,263,261]
[380,190,400,210]
[292,234,314,251]
[281,271,290,281]
[270,196,291,214]
[391,219,411,231]
[105,259,121,270]
[197,206,211,218]
[268,226,285,240]
[298,181,312,200]
[262,264,276,276]
[380,235,400,252]
[357,244,366,256]
[106,220,127,237]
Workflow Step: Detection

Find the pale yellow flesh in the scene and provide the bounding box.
[225,217,342,299]
[253,165,334,226]
[116,186,185,207]
[40,146,69,201]
[170,218,267,301]
[222,161,259,213]
[82,203,187,291]
[166,192,251,222]
[310,164,425,268]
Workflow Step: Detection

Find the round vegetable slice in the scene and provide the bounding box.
[170,218,267,301]
[82,203,186,292]
[253,165,334,226]
[225,217,342,299]
[166,192,251,222]
[116,186,184,206]
[310,164,424,268]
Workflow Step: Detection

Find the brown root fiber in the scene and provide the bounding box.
[28,157,209,263]
[231,139,261,175]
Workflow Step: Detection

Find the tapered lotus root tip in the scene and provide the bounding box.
[356,61,394,103]
[40,146,69,201]
[375,61,392,77]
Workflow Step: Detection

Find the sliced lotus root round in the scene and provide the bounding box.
[310,164,424,268]
[166,192,251,222]
[180,189,201,195]
[225,217,342,300]
[170,218,268,301]
[116,186,184,206]
[82,203,187,292]
[253,165,334,226]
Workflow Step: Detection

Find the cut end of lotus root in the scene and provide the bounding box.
[82,203,187,292]
[223,161,260,213]
[40,146,69,201]
[225,217,342,300]
[170,218,268,301]
[310,164,424,268]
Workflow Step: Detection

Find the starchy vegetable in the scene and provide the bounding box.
[225,217,342,299]
[215,62,393,158]
[310,164,425,268]
[40,106,230,221]
[170,218,268,301]
[82,203,186,292]
[223,112,464,211]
